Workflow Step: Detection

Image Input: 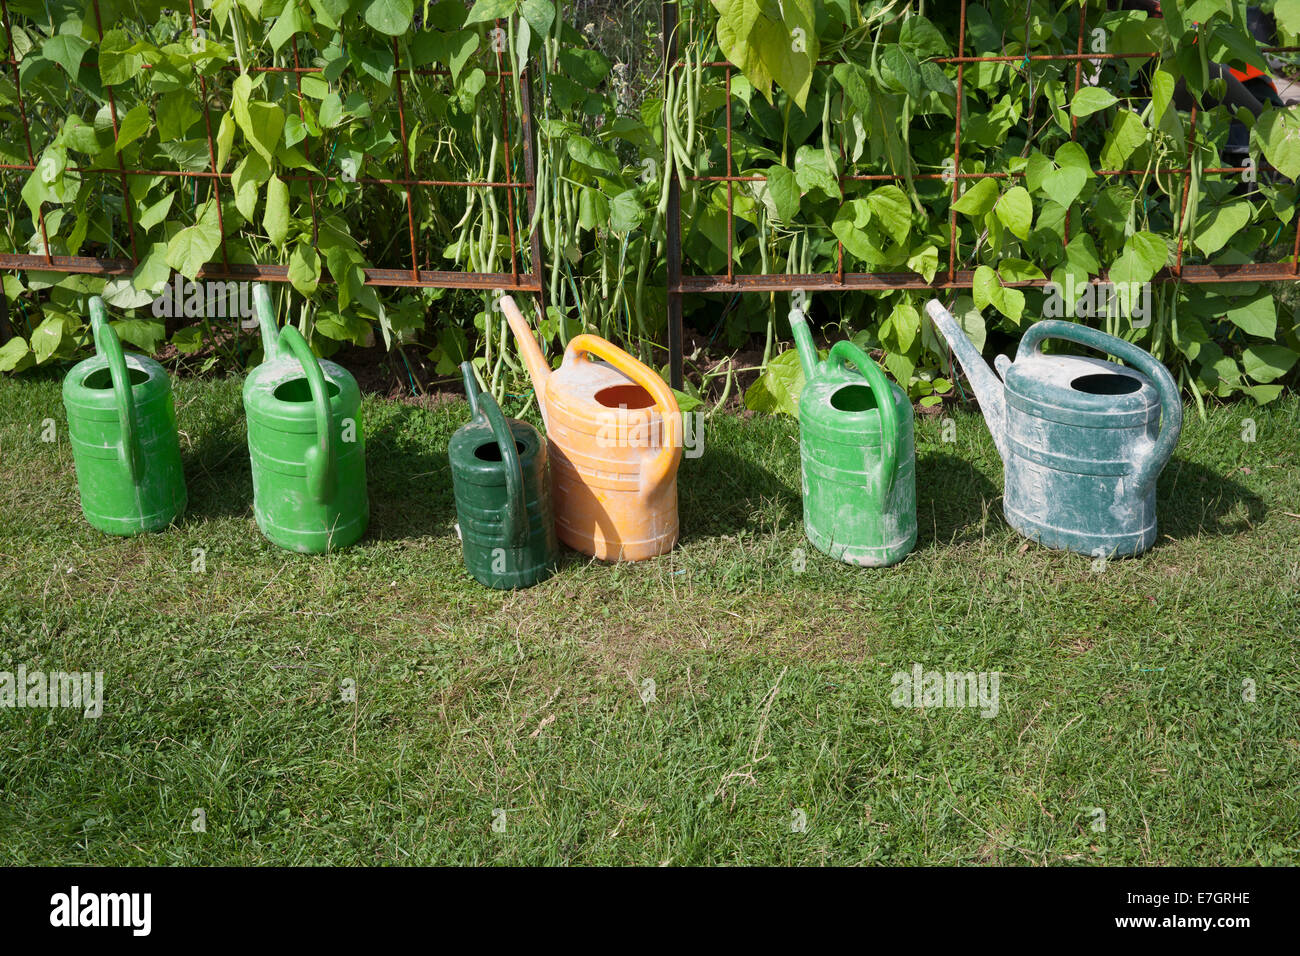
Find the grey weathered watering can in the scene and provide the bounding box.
[925,300,1182,557]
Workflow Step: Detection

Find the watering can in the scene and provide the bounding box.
[789,310,916,567]
[62,297,187,534]
[925,300,1182,557]
[243,284,368,553]
[449,361,558,588]
[502,295,681,562]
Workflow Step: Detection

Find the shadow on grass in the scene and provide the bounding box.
[179,394,253,523]
[914,451,1002,548]
[362,408,460,542]
[679,443,800,539]
[1158,457,1267,540]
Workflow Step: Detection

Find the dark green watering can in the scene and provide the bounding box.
[62,297,186,534]
[449,362,557,589]
[926,299,1182,557]
[790,310,917,567]
[243,284,368,553]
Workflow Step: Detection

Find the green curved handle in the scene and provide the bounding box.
[89,296,141,483]
[252,283,279,357]
[1017,320,1182,492]
[461,362,529,549]
[827,340,900,499]
[279,324,337,504]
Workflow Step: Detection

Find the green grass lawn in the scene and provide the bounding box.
[0,372,1296,865]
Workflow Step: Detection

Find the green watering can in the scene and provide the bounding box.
[926,299,1182,557]
[449,362,558,589]
[243,284,368,553]
[790,310,917,567]
[62,297,187,534]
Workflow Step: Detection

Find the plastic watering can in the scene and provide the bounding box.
[62,296,187,534]
[789,310,917,567]
[449,361,558,588]
[502,295,682,562]
[243,283,368,553]
[925,299,1182,557]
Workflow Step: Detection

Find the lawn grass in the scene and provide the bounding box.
[0,371,1297,865]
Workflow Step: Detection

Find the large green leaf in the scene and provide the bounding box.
[994,186,1032,240]
[365,0,415,35]
[951,177,998,217]
[166,200,224,280]
[712,0,819,110]
[264,175,290,248]
[1255,108,1300,181]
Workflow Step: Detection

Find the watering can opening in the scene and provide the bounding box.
[475,439,527,462]
[595,384,656,409]
[829,384,880,414]
[1071,372,1143,396]
[273,377,341,403]
[83,366,150,390]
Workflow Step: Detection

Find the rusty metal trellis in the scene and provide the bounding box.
[662,0,1300,389]
[0,4,546,329]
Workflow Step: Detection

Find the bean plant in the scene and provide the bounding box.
[1,0,1298,415]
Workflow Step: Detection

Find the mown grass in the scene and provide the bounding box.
[0,371,1296,865]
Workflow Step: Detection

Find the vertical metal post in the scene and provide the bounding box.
[664,0,683,390]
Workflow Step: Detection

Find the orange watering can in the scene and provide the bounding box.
[502,295,682,562]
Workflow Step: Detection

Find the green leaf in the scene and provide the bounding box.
[744,348,806,417]
[831,199,880,264]
[264,174,290,248]
[1225,292,1276,339]
[994,186,1032,240]
[112,319,166,353]
[288,241,321,296]
[166,200,223,280]
[0,337,32,373]
[132,242,171,293]
[951,177,998,216]
[99,30,142,86]
[906,244,938,283]
[114,103,152,153]
[137,192,175,233]
[609,189,645,233]
[890,301,920,352]
[1193,202,1251,256]
[1070,86,1118,117]
[466,0,516,24]
[365,0,415,35]
[1242,344,1299,384]
[1255,108,1300,181]
[567,135,618,172]
[867,185,912,246]
[43,35,92,81]
[1277,0,1300,35]
[269,3,312,51]
[1100,109,1148,171]
[972,264,1024,323]
[216,112,235,172]
[171,326,205,354]
[30,314,66,364]
[765,165,800,223]
[232,152,270,221]
[793,145,839,199]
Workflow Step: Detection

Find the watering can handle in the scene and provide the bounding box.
[461,362,529,549]
[827,340,899,499]
[89,296,141,483]
[278,324,338,504]
[1016,320,1182,491]
[565,334,682,498]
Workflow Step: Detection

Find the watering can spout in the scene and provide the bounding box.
[924,299,1009,462]
[252,283,280,357]
[500,295,551,423]
[788,309,820,382]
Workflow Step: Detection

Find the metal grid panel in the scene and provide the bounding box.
[662,0,1300,388]
[0,2,546,305]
